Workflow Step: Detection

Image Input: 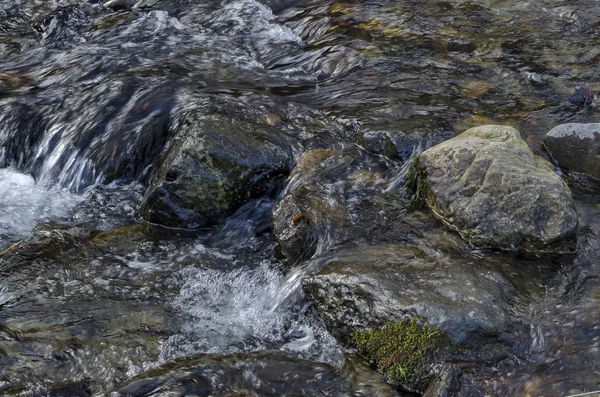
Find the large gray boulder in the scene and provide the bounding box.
[418,125,577,251]
[543,123,600,180]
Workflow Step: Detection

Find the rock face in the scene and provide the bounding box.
[141,114,293,229]
[419,125,577,251]
[543,123,600,180]
[272,147,411,263]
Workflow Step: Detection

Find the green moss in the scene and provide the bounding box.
[350,318,446,391]
[403,157,429,209]
[92,224,144,244]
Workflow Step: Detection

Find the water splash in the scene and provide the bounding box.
[160,258,342,365]
[0,168,80,248]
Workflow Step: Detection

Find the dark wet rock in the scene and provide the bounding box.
[422,364,462,397]
[303,241,524,346]
[102,0,137,11]
[142,96,345,229]
[273,147,409,263]
[355,131,402,160]
[141,104,294,229]
[0,102,47,171]
[39,5,91,48]
[115,350,398,397]
[419,125,577,251]
[0,81,175,191]
[46,383,92,397]
[568,86,594,105]
[543,123,600,180]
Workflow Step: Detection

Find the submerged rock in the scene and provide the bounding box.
[543,123,600,180]
[272,147,408,263]
[115,350,399,397]
[418,125,577,251]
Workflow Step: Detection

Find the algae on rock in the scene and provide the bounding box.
[350,319,447,392]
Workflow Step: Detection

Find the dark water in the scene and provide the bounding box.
[1,0,600,395]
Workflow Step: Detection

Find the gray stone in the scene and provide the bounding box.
[141,96,345,230]
[303,240,523,345]
[419,125,577,251]
[141,114,293,229]
[543,123,600,180]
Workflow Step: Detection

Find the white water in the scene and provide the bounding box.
[0,168,80,247]
[159,257,343,365]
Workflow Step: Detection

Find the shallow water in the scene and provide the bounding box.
[1,0,600,395]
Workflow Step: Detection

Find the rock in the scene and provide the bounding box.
[141,109,295,229]
[141,96,345,230]
[303,241,523,346]
[272,147,408,263]
[418,125,577,251]
[543,123,600,180]
[115,351,399,397]
[422,364,462,397]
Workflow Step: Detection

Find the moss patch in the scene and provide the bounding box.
[350,319,447,391]
[403,157,429,209]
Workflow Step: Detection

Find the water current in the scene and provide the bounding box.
[1,0,600,396]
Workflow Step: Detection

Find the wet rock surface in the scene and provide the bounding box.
[141,95,346,229]
[273,147,409,263]
[303,236,525,347]
[544,123,600,180]
[419,125,578,251]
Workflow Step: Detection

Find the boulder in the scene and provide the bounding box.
[141,96,344,229]
[543,123,600,180]
[418,125,577,251]
[272,147,410,262]
[141,114,292,229]
[303,241,522,346]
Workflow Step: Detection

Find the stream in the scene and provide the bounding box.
[1,0,600,396]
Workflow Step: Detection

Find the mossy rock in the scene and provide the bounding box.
[350,319,448,392]
[403,156,429,209]
[418,125,577,252]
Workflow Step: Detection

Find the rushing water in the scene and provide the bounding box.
[1,0,600,396]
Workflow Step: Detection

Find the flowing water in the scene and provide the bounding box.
[1,0,600,396]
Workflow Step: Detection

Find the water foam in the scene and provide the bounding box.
[0,168,80,247]
[160,257,342,365]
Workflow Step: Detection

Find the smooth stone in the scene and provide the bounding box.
[303,242,524,345]
[544,123,600,180]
